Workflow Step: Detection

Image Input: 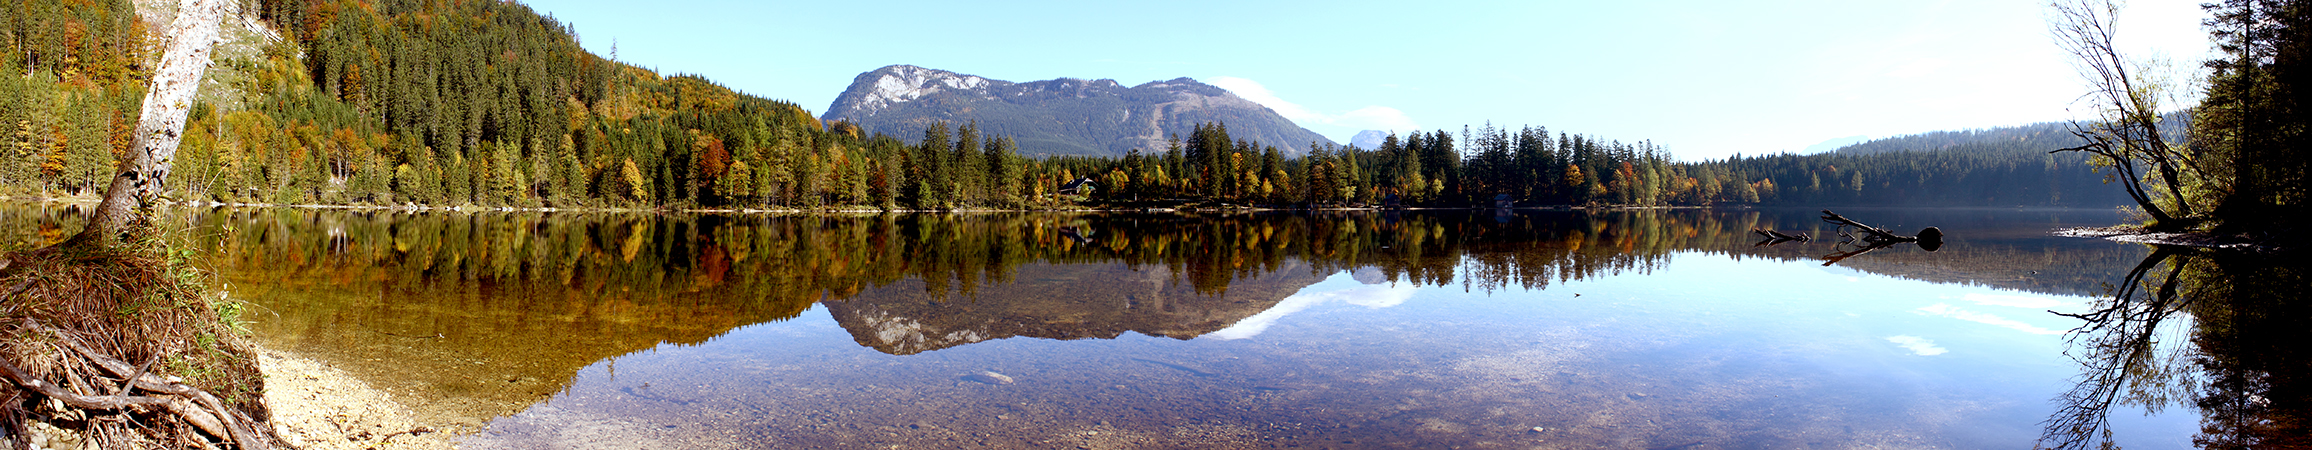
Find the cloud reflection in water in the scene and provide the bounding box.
[1915,303,2066,335]
[1885,335,1950,356]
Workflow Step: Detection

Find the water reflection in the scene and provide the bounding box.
[0,205,2191,446]
[1207,271,1417,340]
[2042,245,2312,449]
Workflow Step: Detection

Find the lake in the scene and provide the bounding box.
[5,205,2297,449]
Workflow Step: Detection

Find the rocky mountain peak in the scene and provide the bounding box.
[845,65,1006,115]
[824,66,1335,157]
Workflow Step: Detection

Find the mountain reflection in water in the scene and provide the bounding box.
[6,205,2294,447]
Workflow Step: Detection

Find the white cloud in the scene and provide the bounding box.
[1208,76,1322,122]
[1341,106,1420,133]
[1206,76,1421,134]
[1961,293,2067,309]
[1915,303,2065,335]
[1886,335,1949,356]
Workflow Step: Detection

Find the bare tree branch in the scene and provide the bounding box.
[2048,0,2202,229]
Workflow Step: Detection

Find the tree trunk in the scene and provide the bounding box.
[63,0,229,250]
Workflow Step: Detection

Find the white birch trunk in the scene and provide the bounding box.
[68,0,229,248]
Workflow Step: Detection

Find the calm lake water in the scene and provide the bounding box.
[5,204,2301,449]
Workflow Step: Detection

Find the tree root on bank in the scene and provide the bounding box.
[0,242,282,449]
[5,323,274,449]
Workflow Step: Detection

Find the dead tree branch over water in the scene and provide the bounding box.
[2048,0,2207,230]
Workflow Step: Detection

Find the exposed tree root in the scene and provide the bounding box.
[0,0,268,446]
[0,235,282,449]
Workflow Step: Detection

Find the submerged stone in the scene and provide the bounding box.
[962,371,1016,385]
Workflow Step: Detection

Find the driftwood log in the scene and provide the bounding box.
[1815,210,1947,265]
[1820,210,1942,248]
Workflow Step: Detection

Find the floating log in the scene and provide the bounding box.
[1820,210,1942,250]
[1814,210,1947,265]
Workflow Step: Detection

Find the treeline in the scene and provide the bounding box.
[2,0,2133,210]
[1067,121,2129,208]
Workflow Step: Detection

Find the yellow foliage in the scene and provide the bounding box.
[620,158,648,200]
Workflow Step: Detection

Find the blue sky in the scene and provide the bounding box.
[520,0,2212,161]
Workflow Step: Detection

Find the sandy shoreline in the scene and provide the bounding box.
[258,347,456,450]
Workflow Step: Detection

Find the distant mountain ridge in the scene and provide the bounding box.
[823,65,1336,157]
[1826,111,2188,156]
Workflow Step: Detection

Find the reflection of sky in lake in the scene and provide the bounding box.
[466,251,2199,449]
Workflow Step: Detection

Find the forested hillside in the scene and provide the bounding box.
[6,0,1038,209]
[1,0,2138,211]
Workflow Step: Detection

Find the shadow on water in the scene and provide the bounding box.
[2039,245,2312,449]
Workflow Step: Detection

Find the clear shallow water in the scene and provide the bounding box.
[5,205,2273,448]
[465,256,2187,449]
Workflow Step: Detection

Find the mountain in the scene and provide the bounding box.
[1350,130,1389,150]
[1828,112,2186,156]
[1800,135,1868,154]
[823,65,1336,157]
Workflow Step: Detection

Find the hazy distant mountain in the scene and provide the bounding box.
[1350,130,1388,150]
[1825,112,2186,156]
[823,65,1336,157]
[1801,135,1868,154]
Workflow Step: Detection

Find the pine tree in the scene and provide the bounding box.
[985,136,1019,204]
[911,122,951,208]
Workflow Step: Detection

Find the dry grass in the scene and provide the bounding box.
[0,227,270,448]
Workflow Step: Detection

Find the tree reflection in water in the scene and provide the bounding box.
[2041,245,2309,449]
[0,205,2171,439]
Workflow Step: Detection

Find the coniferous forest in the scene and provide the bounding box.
[2,0,2147,211]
